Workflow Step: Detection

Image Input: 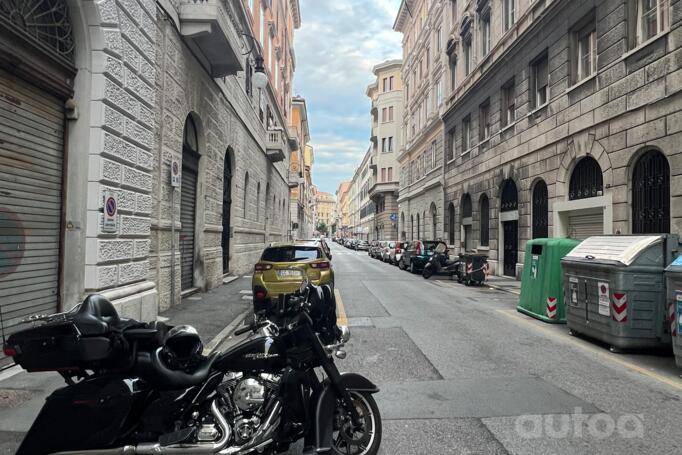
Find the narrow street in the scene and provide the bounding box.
[323,243,682,454]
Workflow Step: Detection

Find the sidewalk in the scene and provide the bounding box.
[485,275,521,295]
[0,276,253,454]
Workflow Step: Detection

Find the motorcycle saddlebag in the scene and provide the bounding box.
[16,378,138,455]
[6,321,113,372]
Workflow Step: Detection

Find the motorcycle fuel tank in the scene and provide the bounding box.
[215,336,286,373]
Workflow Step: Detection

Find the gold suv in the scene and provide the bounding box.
[252,240,334,308]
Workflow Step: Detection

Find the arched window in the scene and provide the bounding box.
[411,215,414,240]
[633,150,670,234]
[461,194,473,250]
[480,194,489,246]
[532,180,548,239]
[256,182,261,222]
[430,203,438,239]
[569,156,603,200]
[243,172,249,218]
[462,194,472,218]
[417,214,421,239]
[401,212,406,240]
[501,179,518,212]
[448,203,456,244]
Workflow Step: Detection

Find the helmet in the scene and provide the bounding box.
[162,325,203,369]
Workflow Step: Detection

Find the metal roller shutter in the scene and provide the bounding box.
[180,163,197,290]
[568,211,604,240]
[0,68,64,365]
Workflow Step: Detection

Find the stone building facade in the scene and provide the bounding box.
[367,60,403,240]
[348,148,375,240]
[442,0,682,278]
[0,0,300,362]
[394,0,451,242]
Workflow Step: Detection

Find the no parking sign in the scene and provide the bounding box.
[103,192,117,233]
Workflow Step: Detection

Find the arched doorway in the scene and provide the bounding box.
[461,194,472,250]
[222,150,232,274]
[500,179,518,277]
[448,203,456,245]
[532,180,548,239]
[567,156,604,239]
[479,194,489,247]
[0,0,76,365]
[181,115,200,290]
[633,150,670,234]
[400,212,406,240]
[417,214,421,239]
[430,203,437,239]
[411,215,414,240]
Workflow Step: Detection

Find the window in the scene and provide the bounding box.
[388,167,393,181]
[480,12,491,57]
[256,182,261,222]
[501,79,515,127]
[243,172,249,218]
[632,150,670,234]
[426,46,430,72]
[463,38,472,75]
[569,156,603,200]
[530,52,549,108]
[383,77,388,92]
[450,58,457,90]
[431,141,437,168]
[389,76,395,90]
[504,0,515,31]
[388,136,394,152]
[634,0,669,46]
[447,127,456,161]
[436,26,442,51]
[572,18,597,84]
[480,194,489,246]
[381,168,386,182]
[448,203,455,244]
[259,5,266,44]
[437,78,443,106]
[479,101,490,141]
[532,181,549,239]
[462,116,471,152]
[268,35,273,67]
[382,138,387,153]
[406,82,410,102]
[382,108,387,122]
[389,106,394,122]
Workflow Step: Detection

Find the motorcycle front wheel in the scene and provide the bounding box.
[332,391,382,455]
[422,265,432,279]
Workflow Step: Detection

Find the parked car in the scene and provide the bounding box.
[252,240,334,311]
[368,240,380,258]
[301,238,332,260]
[389,241,405,265]
[355,240,369,251]
[399,240,448,273]
[381,241,396,262]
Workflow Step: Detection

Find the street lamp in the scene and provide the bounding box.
[241,32,268,91]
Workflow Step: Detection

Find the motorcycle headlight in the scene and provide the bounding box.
[339,325,351,343]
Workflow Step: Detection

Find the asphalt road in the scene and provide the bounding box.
[314,242,682,455]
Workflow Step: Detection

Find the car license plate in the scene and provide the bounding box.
[277,269,303,278]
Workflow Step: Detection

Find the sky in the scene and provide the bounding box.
[293,0,402,195]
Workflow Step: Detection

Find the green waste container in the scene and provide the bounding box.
[665,255,682,369]
[517,238,581,323]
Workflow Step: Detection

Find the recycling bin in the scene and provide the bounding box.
[562,235,679,351]
[665,255,682,368]
[458,253,488,285]
[517,238,581,323]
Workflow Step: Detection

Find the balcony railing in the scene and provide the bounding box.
[178,0,243,77]
[266,128,287,162]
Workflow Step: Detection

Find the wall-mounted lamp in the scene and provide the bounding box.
[241,32,268,91]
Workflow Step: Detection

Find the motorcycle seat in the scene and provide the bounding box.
[72,294,122,335]
[140,348,219,390]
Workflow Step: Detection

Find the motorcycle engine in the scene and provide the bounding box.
[217,372,279,444]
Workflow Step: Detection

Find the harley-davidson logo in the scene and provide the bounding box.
[242,353,280,360]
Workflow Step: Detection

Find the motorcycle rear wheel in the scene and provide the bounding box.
[332,391,382,455]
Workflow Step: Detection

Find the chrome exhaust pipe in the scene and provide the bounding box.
[219,400,281,454]
[51,400,231,455]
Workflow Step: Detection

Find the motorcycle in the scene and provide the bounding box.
[3,279,382,455]
[422,245,460,280]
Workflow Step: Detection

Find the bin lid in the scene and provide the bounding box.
[563,235,663,266]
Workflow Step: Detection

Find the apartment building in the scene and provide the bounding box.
[367,60,404,240]
[441,0,682,278]
[394,0,452,242]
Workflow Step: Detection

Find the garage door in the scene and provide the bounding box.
[0,68,64,364]
[568,211,603,240]
[180,158,198,291]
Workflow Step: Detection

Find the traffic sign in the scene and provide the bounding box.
[103,191,117,233]
[171,159,181,187]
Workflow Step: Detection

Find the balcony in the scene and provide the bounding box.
[369,181,399,199]
[266,128,287,162]
[178,0,243,78]
[288,170,304,188]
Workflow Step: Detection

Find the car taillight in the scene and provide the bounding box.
[416,242,422,255]
[3,345,17,357]
[310,261,330,269]
[254,263,273,272]
[396,248,401,253]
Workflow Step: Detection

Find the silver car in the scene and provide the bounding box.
[389,241,406,265]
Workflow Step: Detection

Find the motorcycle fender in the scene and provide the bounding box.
[313,373,379,453]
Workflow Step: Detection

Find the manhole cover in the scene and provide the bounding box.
[0,389,32,409]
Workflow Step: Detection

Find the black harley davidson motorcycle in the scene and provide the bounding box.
[3,280,381,455]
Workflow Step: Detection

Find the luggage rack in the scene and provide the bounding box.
[18,305,81,327]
